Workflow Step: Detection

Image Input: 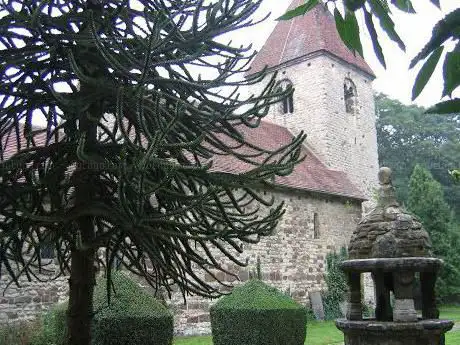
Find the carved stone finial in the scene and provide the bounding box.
[378,167,399,208]
[348,167,432,259]
[378,167,392,186]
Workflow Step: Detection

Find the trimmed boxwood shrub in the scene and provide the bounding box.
[210,280,307,345]
[35,273,173,345]
[92,273,173,345]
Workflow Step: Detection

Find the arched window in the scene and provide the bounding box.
[344,78,357,114]
[278,79,294,114]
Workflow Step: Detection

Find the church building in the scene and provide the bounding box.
[170,1,379,335]
[0,0,379,335]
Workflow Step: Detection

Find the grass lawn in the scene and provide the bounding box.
[173,306,460,345]
[446,331,460,344]
[441,306,460,345]
[440,306,460,322]
[174,321,342,345]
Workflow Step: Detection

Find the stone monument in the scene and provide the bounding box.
[336,167,454,345]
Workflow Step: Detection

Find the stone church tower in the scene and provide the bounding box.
[248,0,379,201]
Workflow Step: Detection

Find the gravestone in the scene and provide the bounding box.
[309,291,325,320]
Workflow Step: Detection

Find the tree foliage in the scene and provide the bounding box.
[0,1,305,344]
[322,247,348,320]
[376,93,460,216]
[408,165,460,299]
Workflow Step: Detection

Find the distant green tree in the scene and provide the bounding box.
[376,94,460,216]
[408,165,460,299]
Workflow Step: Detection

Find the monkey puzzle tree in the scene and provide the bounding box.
[0,1,305,344]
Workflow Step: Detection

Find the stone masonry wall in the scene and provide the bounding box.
[169,188,362,335]
[252,53,380,202]
[0,264,68,324]
[0,188,362,334]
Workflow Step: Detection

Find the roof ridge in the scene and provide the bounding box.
[279,15,296,65]
[247,1,374,77]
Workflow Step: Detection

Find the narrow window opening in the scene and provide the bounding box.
[282,97,289,114]
[278,79,294,114]
[313,213,320,239]
[40,244,55,259]
[282,94,294,114]
[344,78,358,114]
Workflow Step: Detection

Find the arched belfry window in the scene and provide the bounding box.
[344,78,358,114]
[278,79,294,114]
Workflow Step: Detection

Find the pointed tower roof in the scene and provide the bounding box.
[248,1,374,77]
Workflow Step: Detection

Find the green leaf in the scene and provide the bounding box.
[343,0,366,12]
[364,8,386,68]
[369,0,406,51]
[429,0,441,8]
[449,169,460,183]
[391,0,415,13]
[334,9,364,57]
[442,44,460,97]
[425,98,460,114]
[412,46,444,101]
[277,0,319,21]
[410,9,460,68]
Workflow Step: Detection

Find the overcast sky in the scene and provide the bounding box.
[230,0,460,108]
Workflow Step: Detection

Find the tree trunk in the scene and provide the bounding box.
[67,234,96,345]
[67,101,98,345]
[67,169,97,345]
[66,6,104,341]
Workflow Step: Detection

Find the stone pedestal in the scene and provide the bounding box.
[337,168,454,345]
[336,319,453,345]
[347,272,362,321]
[338,258,452,345]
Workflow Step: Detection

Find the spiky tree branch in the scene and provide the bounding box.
[0,1,305,344]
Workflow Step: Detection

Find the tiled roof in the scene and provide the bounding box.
[2,122,364,200]
[247,1,374,77]
[1,124,49,160]
[208,121,365,200]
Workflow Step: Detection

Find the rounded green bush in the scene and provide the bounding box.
[35,273,173,345]
[92,273,173,345]
[210,280,307,345]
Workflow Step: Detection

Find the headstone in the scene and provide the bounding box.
[309,291,325,320]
